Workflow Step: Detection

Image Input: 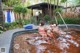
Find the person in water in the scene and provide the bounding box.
[49,22,62,38]
[46,22,54,39]
[50,22,67,36]
[38,21,51,44]
[38,21,47,38]
[52,24,61,34]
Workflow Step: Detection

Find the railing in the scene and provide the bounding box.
[55,12,68,30]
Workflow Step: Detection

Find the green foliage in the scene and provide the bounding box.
[75,0,80,4]
[24,0,31,6]
[60,0,67,3]
[13,4,27,17]
[4,23,11,30]
[44,15,51,22]
[2,0,21,6]
[30,16,37,24]
[23,19,31,25]
[17,18,31,25]
[54,8,62,13]
[4,23,11,27]
[2,0,8,2]
[4,18,30,30]
[20,19,31,25]
[13,4,23,13]
[0,26,4,33]
[21,7,27,14]
[4,18,31,30]
[53,17,80,24]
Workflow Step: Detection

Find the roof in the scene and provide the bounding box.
[27,3,63,10]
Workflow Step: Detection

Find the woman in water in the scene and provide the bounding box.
[50,23,67,36]
[38,21,47,38]
[46,22,54,38]
[49,22,61,38]
[38,21,51,44]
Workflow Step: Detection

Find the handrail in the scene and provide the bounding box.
[54,16,58,24]
[56,12,68,30]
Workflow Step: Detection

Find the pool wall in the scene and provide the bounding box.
[9,29,38,53]
[59,24,80,29]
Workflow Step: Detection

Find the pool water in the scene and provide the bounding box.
[12,29,80,53]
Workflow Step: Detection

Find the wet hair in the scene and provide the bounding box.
[40,21,44,26]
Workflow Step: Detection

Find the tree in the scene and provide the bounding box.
[13,4,22,17]
[13,4,27,26]
[56,0,59,8]
[2,0,21,7]
[0,0,4,29]
[45,0,55,17]
[21,7,27,19]
[60,0,67,12]
[13,4,27,19]
[74,0,80,5]
[60,0,67,3]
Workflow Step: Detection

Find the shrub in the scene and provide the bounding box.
[22,19,31,25]
[53,17,80,24]
[4,23,11,29]
[54,8,62,13]
[44,15,51,23]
